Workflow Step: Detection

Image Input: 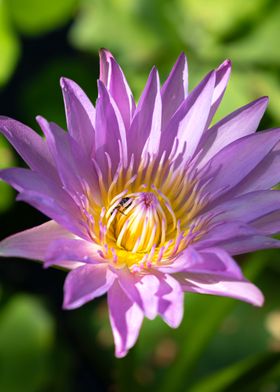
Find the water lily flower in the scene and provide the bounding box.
[1,50,280,357]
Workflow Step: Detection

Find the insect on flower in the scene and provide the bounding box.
[111,197,132,216]
[1,49,280,357]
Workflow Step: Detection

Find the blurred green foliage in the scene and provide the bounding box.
[6,0,78,35]
[70,0,280,124]
[0,1,20,87]
[0,295,54,392]
[1,0,280,391]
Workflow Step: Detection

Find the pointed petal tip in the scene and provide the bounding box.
[62,299,73,310]
[175,51,188,67]
[60,76,76,91]
[252,288,265,307]
[178,51,187,59]
[216,59,232,72]
[99,48,114,60]
[115,348,128,358]
[145,66,160,86]
[42,261,50,269]
[35,114,47,127]
[223,58,232,67]
[60,77,81,92]
[60,76,67,89]
[258,95,269,104]
[62,291,83,310]
[150,65,159,75]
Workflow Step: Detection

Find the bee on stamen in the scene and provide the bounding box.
[112,197,132,215]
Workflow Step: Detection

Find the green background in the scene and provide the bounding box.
[1,0,280,391]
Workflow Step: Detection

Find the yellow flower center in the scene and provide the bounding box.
[109,192,172,253]
[84,155,209,270]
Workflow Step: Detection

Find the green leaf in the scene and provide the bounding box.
[188,352,280,392]
[5,0,78,36]
[0,295,55,392]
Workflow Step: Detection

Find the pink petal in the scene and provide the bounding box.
[108,280,144,358]
[63,263,116,309]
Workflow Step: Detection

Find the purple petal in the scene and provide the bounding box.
[37,116,100,201]
[117,270,162,320]
[0,117,58,181]
[161,52,188,129]
[63,263,116,309]
[0,220,73,261]
[218,235,280,255]
[158,246,243,279]
[95,80,127,171]
[203,128,280,199]
[178,273,264,307]
[188,248,243,278]
[206,59,231,127]
[0,167,86,238]
[99,49,135,129]
[229,142,280,195]
[197,97,269,167]
[196,221,257,250]
[45,238,103,268]
[117,269,183,326]
[60,77,95,156]
[252,211,280,235]
[99,48,112,85]
[160,71,215,162]
[128,67,162,164]
[108,280,144,358]
[211,190,280,224]
[156,273,184,328]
